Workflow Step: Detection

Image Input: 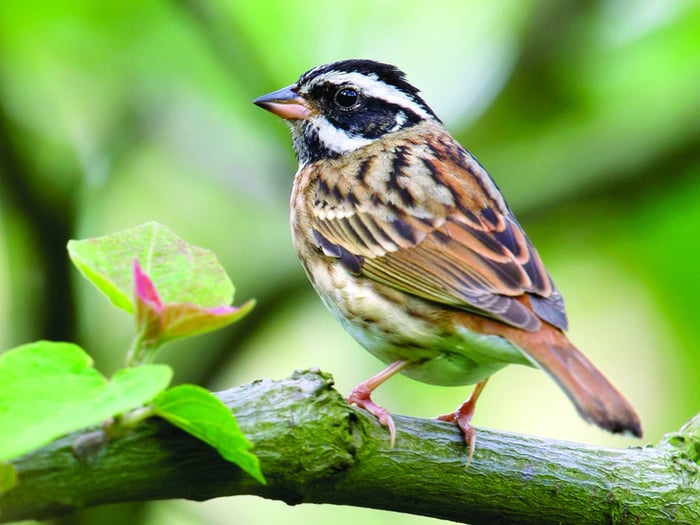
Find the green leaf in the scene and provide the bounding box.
[67,221,235,314]
[0,463,17,495]
[0,341,172,462]
[153,385,264,484]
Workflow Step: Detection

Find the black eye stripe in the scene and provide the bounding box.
[326,100,423,139]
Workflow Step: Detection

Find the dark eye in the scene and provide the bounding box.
[334,87,359,109]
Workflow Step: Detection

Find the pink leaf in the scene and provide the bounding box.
[131,260,254,351]
[160,300,255,341]
[133,260,164,347]
[133,260,163,312]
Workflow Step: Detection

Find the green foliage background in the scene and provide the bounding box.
[0,1,698,524]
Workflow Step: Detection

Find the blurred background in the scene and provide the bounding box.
[1,0,699,523]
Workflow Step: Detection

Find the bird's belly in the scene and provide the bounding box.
[307,259,530,386]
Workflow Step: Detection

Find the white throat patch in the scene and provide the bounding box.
[311,116,373,156]
[288,117,373,168]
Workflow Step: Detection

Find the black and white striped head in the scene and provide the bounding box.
[254,59,441,166]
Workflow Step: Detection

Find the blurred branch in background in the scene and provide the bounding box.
[174,0,274,94]
[493,0,700,218]
[0,103,76,343]
[462,0,700,215]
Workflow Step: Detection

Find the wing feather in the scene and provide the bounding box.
[308,133,568,331]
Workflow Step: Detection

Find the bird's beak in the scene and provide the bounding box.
[253,84,312,120]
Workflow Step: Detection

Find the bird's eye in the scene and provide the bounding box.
[334,88,359,109]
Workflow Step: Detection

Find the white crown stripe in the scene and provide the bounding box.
[306,71,433,121]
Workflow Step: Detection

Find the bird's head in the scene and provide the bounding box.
[254,59,440,166]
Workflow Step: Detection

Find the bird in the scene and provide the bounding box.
[253,59,642,458]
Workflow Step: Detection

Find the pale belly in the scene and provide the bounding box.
[306,258,532,386]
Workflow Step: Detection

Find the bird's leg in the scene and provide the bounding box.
[437,378,490,463]
[347,360,410,446]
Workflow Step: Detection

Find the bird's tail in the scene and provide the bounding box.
[513,326,642,437]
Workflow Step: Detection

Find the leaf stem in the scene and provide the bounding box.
[125,336,160,367]
[113,406,156,433]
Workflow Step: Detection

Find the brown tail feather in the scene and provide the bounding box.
[453,309,643,437]
[511,326,642,437]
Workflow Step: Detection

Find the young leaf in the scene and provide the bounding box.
[133,259,165,351]
[152,385,264,484]
[69,223,254,362]
[0,341,172,462]
[129,261,255,363]
[159,301,255,341]
[67,222,236,314]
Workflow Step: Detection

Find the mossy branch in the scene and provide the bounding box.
[1,370,698,524]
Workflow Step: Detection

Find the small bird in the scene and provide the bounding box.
[254,59,642,456]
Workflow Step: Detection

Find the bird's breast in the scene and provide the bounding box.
[290,159,530,386]
[292,224,527,385]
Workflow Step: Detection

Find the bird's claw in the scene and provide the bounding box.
[437,408,477,466]
[348,386,397,447]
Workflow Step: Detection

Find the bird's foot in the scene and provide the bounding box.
[347,385,397,447]
[346,361,409,447]
[436,379,489,465]
[437,406,477,465]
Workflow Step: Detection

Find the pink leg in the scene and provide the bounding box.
[437,378,490,464]
[347,360,410,446]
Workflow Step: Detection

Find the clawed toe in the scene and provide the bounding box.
[436,409,477,465]
[435,379,489,465]
[347,387,397,446]
[346,361,409,447]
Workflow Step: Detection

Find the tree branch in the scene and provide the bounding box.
[1,370,698,524]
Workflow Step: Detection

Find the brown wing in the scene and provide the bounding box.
[309,134,567,332]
